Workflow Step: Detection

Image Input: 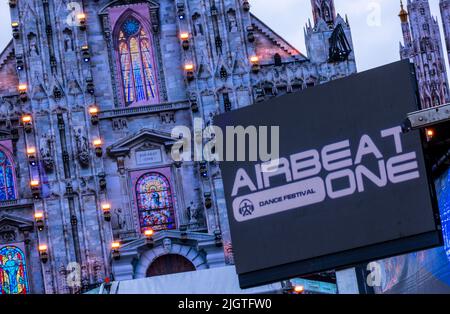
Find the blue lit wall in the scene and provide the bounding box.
[435,168,450,261]
[373,169,450,293]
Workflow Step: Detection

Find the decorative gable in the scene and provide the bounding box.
[251,14,308,64]
[107,128,176,157]
[0,214,34,244]
[0,215,34,231]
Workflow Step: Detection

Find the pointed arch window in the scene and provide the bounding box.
[136,173,175,233]
[0,246,29,294]
[322,3,331,22]
[0,150,16,201]
[432,91,441,107]
[117,16,159,107]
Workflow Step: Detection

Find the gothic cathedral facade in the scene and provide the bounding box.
[0,0,356,294]
[399,0,450,108]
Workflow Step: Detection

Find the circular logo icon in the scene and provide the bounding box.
[239,199,255,217]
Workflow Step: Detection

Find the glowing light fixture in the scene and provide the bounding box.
[102,203,111,221]
[293,285,305,294]
[93,139,103,157]
[38,244,49,263]
[35,212,45,231]
[89,105,99,125]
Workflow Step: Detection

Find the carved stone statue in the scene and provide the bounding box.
[113,208,127,230]
[63,29,74,52]
[74,128,90,166]
[28,34,39,56]
[228,13,238,32]
[40,133,54,171]
[162,238,172,253]
[0,100,9,119]
[187,201,203,225]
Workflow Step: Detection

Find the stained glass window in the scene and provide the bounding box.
[136,173,175,233]
[117,17,158,106]
[0,246,29,294]
[0,150,16,201]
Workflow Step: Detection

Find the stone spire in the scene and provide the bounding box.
[399,1,412,46]
[310,0,336,25]
[439,0,450,77]
[399,0,409,22]
[399,0,449,108]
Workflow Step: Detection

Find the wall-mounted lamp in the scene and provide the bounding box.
[180,32,190,50]
[30,180,41,199]
[426,128,435,141]
[190,94,198,113]
[93,139,103,157]
[177,3,185,20]
[16,55,24,71]
[27,147,37,166]
[214,230,222,247]
[11,22,20,39]
[199,161,208,178]
[39,245,48,263]
[22,114,33,133]
[247,26,255,43]
[77,13,87,31]
[184,63,195,81]
[98,172,107,190]
[102,203,111,222]
[86,78,95,95]
[89,106,99,125]
[34,212,45,231]
[144,229,155,247]
[111,242,121,260]
[18,84,28,102]
[250,56,260,73]
[204,192,212,209]
[81,45,90,62]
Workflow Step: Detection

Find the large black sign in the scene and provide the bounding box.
[215,61,443,289]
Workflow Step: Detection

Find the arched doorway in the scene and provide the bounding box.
[146,254,195,278]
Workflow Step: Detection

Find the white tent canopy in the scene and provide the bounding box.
[100,266,283,294]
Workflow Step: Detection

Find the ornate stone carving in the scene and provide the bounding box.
[0,225,16,243]
[149,7,160,33]
[28,32,39,56]
[162,238,172,253]
[63,28,74,52]
[40,133,54,171]
[116,157,125,175]
[113,208,127,231]
[160,112,175,124]
[227,9,238,32]
[186,201,204,226]
[74,128,90,166]
[112,118,128,131]
[91,259,104,285]
[0,100,11,119]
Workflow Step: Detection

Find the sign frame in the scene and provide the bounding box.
[215,61,443,289]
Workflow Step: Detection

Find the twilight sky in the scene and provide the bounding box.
[0,0,447,72]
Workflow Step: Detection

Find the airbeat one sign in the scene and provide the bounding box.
[215,61,443,288]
